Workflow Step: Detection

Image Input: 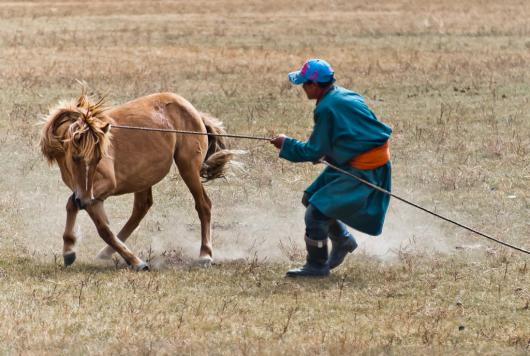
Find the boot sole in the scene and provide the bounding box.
[286,272,330,278]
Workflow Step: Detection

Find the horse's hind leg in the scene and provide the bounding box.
[175,159,213,264]
[96,188,153,260]
[63,193,79,266]
[86,200,148,271]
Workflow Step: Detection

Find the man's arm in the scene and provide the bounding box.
[271,112,333,163]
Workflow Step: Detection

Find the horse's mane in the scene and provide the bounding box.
[40,92,113,164]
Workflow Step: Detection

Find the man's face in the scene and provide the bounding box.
[302,82,321,100]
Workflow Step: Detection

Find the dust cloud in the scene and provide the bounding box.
[15,163,456,267]
[149,197,455,266]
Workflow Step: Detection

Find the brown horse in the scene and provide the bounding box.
[40,92,235,270]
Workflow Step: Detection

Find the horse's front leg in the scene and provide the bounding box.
[85,200,149,271]
[63,193,79,266]
[96,188,153,260]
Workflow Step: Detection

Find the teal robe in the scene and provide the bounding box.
[279,86,392,236]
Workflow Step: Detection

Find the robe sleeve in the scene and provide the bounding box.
[279,109,333,163]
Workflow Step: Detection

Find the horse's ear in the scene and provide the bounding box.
[102,123,111,134]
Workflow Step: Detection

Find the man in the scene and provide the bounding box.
[270,59,392,277]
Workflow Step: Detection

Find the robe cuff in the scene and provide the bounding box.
[278,137,295,160]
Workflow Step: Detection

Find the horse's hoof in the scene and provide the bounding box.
[134,261,150,272]
[197,256,213,268]
[63,252,76,267]
[95,246,114,260]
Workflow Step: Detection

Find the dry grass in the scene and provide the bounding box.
[0,0,529,354]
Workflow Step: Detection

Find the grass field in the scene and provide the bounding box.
[1,0,529,354]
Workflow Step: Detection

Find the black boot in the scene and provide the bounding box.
[286,235,330,277]
[328,221,357,269]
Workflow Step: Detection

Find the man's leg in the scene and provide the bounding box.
[286,204,330,277]
[328,220,358,269]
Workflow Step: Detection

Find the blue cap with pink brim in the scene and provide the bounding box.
[288,59,335,85]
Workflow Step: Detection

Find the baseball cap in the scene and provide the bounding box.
[288,59,335,85]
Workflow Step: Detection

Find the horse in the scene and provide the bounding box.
[40,91,236,270]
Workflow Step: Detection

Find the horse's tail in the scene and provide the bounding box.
[199,112,238,182]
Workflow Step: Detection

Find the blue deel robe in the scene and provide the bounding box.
[279,86,392,236]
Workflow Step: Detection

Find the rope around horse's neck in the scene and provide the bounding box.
[110,124,272,141]
[110,124,530,256]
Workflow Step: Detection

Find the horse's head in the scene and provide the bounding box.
[40,93,112,209]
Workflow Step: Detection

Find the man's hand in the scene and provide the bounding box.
[270,134,287,149]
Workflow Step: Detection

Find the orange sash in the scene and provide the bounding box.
[349,141,390,170]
